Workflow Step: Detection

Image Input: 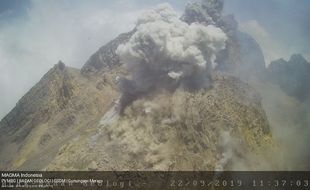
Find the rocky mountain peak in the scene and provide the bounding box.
[0,62,74,136]
[0,60,120,169]
[56,60,66,71]
[268,54,310,101]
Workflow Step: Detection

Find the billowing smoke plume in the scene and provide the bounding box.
[116,3,227,112]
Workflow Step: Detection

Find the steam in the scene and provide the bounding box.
[215,131,234,171]
[116,3,227,111]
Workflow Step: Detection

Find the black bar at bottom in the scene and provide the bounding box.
[1,171,309,190]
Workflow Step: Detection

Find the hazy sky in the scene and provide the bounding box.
[0,0,309,120]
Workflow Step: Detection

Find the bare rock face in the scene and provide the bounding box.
[46,73,274,171]
[1,62,71,136]
[0,62,121,170]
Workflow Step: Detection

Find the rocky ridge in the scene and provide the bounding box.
[0,61,121,170]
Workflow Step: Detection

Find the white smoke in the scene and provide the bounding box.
[116,3,227,90]
[215,131,234,171]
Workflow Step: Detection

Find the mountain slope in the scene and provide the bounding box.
[46,73,274,171]
[0,62,121,170]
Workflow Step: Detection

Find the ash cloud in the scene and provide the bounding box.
[182,0,224,25]
[116,3,227,112]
